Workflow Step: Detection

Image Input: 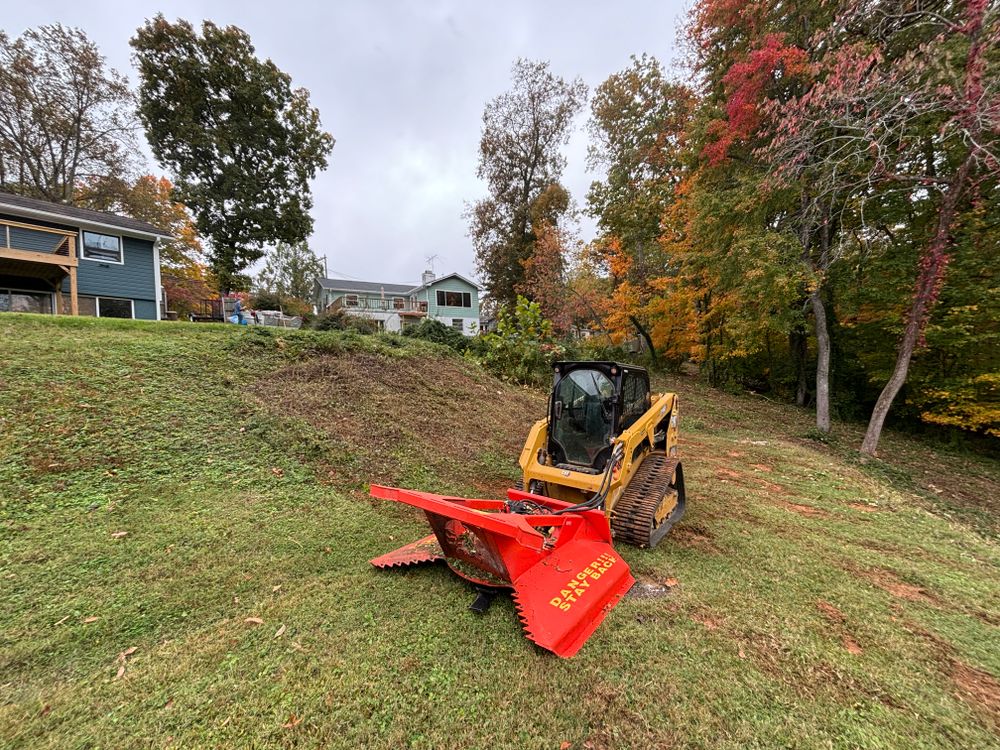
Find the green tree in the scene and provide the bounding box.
[467,59,587,307]
[256,241,323,303]
[130,16,334,291]
[586,54,696,363]
[0,25,140,202]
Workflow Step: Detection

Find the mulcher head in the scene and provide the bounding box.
[369,484,635,658]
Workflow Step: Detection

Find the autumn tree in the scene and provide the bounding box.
[0,25,141,202]
[256,241,324,303]
[518,220,573,334]
[586,55,696,363]
[131,16,334,292]
[77,174,216,316]
[766,1,999,453]
[468,59,587,307]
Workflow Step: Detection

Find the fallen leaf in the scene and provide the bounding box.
[274,624,286,638]
[39,704,51,717]
[164,698,174,710]
[738,647,746,659]
[82,616,99,623]
[664,577,679,587]
[272,584,282,593]
[54,615,70,626]
[115,664,126,680]
[282,714,302,729]
[560,742,572,750]
[244,616,264,625]
[118,646,138,662]
[271,467,285,478]
[110,531,128,538]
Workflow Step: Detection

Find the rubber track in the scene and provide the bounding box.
[610,454,683,548]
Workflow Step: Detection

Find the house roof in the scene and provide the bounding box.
[408,272,483,293]
[0,191,172,239]
[318,272,483,296]
[317,277,418,295]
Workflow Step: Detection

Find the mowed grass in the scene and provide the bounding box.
[1,314,998,749]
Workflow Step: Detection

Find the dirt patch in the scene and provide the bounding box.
[816,600,846,624]
[842,634,863,655]
[716,468,743,481]
[690,610,721,631]
[816,601,863,654]
[780,501,830,518]
[861,568,937,603]
[249,352,544,493]
[750,463,773,473]
[758,479,791,495]
[951,660,1000,729]
[628,577,675,600]
[670,524,719,552]
[848,502,881,513]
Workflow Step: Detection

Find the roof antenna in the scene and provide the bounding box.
[424,254,439,274]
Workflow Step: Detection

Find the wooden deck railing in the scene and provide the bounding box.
[0,218,78,314]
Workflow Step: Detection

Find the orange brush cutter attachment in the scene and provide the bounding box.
[369,484,635,658]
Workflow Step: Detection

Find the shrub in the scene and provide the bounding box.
[252,291,311,318]
[402,319,468,352]
[311,308,381,334]
[251,291,284,311]
[478,296,567,386]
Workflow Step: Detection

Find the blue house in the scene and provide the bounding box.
[0,192,170,319]
[316,270,482,335]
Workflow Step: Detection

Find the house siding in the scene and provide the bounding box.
[426,277,480,334]
[61,236,158,317]
[1,208,163,321]
[7,225,65,253]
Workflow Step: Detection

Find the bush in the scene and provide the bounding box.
[311,308,380,334]
[402,318,468,352]
[252,292,311,318]
[478,296,567,386]
[251,291,284,311]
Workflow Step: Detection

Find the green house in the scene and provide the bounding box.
[316,270,481,335]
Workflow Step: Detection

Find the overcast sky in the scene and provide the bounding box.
[8,1,688,285]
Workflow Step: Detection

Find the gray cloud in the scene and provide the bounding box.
[6,0,686,284]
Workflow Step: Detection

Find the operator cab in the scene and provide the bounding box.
[547,361,651,473]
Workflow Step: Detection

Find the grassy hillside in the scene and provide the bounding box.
[1,314,997,749]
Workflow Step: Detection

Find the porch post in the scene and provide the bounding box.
[68,234,79,315]
[69,267,79,315]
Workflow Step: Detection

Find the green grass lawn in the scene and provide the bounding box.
[1,314,997,749]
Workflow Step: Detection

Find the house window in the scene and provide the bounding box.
[393,297,405,310]
[97,297,134,319]
[451,318,464,331]
[344,294,359,307]
[81,231,123,263]
[78,296,98,316]
[0,288,53,314]
[436,290,471,308]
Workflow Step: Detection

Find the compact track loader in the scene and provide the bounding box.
[369,361,686,657]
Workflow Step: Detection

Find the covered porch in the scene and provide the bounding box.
[0,218,78,315]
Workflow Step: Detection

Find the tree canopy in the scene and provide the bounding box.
[130,16,334,291]
[0,24,141,203]
[468,59,587,307]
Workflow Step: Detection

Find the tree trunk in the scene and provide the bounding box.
[790,324,809,406]
[629,315,657,364]
[860,157,972,456]
[810,290,831,432]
